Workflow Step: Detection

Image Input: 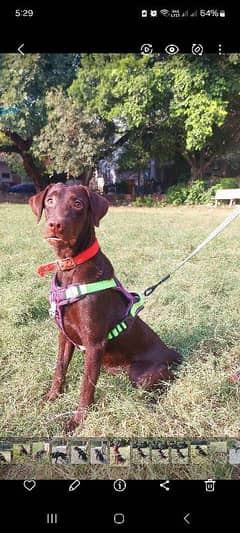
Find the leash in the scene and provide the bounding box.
[143,205,240,297]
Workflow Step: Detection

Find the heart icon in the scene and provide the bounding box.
[23,479,36,491]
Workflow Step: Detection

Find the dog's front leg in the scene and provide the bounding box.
[66,342,105,433]
[44,332,75,402]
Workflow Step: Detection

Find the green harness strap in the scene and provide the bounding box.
[64,278,145,342]
[107,293,144,340]
[65,279,117,299]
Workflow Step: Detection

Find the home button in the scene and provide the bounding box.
[113,513,125,525]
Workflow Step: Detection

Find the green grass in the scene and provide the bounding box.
[1,203,240,446]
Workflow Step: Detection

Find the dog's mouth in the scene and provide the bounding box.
[46,237,64,242]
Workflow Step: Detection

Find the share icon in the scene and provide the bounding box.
[160,480,170,491]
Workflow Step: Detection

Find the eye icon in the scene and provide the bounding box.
[165,44,179,55]
[140,43,153,55]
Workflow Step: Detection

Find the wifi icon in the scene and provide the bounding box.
[160,9,170,17]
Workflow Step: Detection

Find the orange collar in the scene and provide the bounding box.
[37,239,100,277]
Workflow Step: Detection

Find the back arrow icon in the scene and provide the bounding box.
[160,480,170,491]
[18,44,24,56]
[184,513,191,525]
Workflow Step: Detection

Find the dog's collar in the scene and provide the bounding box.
[37,239,100,277]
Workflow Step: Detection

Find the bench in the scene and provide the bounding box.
[215,189,240,207]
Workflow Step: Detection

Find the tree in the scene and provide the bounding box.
[69,53,240,181]
[32,89,109,181]
[0,53,79,190]
[166,54,240,178]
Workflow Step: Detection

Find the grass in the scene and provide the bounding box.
[0,203,240,478]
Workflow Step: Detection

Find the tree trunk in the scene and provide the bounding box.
[3,130,48,192]
[184,151,216,181]
[76,168,94,186]
[21,152,49,191]
[1,129,90,191]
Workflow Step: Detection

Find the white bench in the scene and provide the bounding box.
[215,189,240,207]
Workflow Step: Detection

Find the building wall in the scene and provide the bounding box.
[0,161,21,184]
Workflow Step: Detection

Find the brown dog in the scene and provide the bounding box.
[29,183,182,432]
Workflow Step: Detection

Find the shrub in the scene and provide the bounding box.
[134,195,157,207]
[166,184,189,205]
[184,180,207,204]
[144,195,155,207]
[134,196,144,207]
[219,177,240,189]
[166,180,222,206]
[200,183,222,204]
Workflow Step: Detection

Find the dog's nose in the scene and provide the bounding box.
[48,220,64,233]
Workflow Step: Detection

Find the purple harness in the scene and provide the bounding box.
[49,274,144,349]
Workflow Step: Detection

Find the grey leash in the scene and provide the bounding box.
[144,205,240,297]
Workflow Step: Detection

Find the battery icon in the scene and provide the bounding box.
[219,10,226,17]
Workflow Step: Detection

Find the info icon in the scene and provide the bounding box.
[113,479,127,492]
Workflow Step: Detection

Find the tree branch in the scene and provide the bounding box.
[3,130,32,151]
[0,144,20,154]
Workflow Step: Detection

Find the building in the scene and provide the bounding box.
[0,160,21,191]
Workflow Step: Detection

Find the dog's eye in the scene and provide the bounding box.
[46,197,54,206]
[74,200,83,208]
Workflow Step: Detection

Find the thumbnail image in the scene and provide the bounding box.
[190,441,208,464]
[32,441,50,463]
[132,440,151,464]
[109,440,131,466]
[151,441,169,464]
[51,441,69,465]
[0,441,12,463]
[209,440,227,463]
[90,440,108,465]
[70,441,89,464]
[229,441,240,465]
[171,442,189,465]
[13,442,32,463]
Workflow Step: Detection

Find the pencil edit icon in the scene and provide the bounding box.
[69,480,81,492]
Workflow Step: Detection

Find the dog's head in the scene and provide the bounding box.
[29,182,109,257]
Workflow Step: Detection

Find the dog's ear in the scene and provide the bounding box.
[83,187,109,227]
[29,185,51,223]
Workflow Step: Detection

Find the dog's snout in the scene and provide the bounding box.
[48,219,64,233]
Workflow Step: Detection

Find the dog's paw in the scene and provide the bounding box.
[66,416,80,434]
[41,390,61,405]
[66,409,87,434]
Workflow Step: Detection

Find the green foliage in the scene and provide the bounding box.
[69,54,240,178]
[69,54,176,167]
[32,90,108,177]
[133,195,159,207]
[1,53,240,184]
[199,184,222,204]
[134,196,145,207]
[3,153,28,181]
[185,180,207,204]
[0,54,78,138]
[219,177,240,188]
[166,184,189,205]
[166,180,222,205]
